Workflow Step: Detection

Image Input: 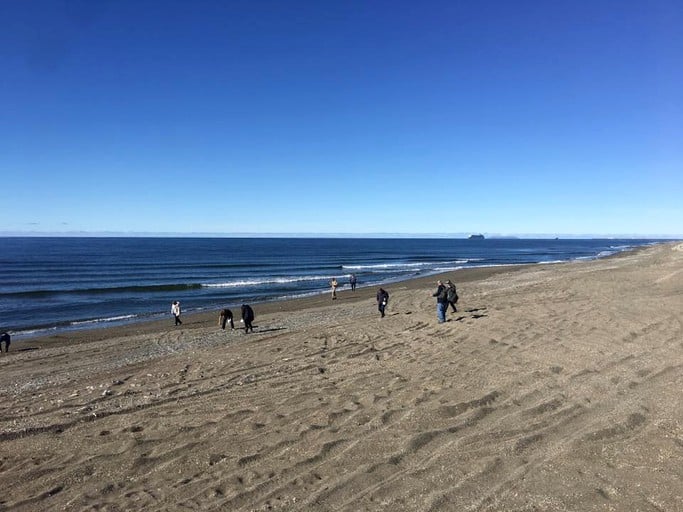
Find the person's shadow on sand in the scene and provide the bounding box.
[243,326,287,334]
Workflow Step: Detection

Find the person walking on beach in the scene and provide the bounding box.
[445,280,459,313]
[171,301,182,326]
[349,273,357,292]
[241,304,255,333]
[330,277,339,300]
[376,288,389,318]
[219,308,234,330]
[0,332,10,353]
[432,280,449,323]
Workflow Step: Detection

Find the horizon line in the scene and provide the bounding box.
[1,231,681,239]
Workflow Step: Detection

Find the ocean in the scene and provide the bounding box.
[0,237,663,339]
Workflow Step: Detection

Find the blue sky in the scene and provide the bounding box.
[2,0,681,237]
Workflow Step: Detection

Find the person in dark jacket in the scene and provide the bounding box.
[0,332,10,353]
[376,288,389,318]
[219,308,234,330]
[241,304,255,333]
[445,280,459,313]
[432,280,449,323]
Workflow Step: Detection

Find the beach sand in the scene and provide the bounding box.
[1,243,681,511]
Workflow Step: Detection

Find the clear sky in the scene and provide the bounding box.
[2,0,681,237]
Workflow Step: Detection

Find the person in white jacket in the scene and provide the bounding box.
[171,301,182,326]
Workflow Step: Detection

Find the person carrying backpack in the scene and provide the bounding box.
[445,280,459,313]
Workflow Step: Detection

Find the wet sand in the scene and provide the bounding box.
[1,242,681,511]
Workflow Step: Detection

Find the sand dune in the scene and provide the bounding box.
[1,243,681,511]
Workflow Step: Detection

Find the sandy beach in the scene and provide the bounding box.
[1,242,681,511]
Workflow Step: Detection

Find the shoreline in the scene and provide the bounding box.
[15,263,528,349]
[12,243,656,348]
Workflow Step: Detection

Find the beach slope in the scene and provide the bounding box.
[1,243,681,511]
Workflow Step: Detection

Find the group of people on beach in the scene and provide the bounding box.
[217,305,254,333]
[170,273,458,334]
[372,280,457,322]
[329,274,357,300]
[170,301,256,333]
[331,274,459,323]
[433,280,459,323]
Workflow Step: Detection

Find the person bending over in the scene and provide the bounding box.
[219,308,234,329]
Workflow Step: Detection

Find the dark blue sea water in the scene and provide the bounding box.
[0,237,663,339]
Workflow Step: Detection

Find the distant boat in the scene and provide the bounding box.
[468,234,485,240]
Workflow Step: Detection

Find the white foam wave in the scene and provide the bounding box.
[432,266,466,272]
[11,326,58,338]
[203,275,332,288]
[70,314,137,326]
[342,260,468,271]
